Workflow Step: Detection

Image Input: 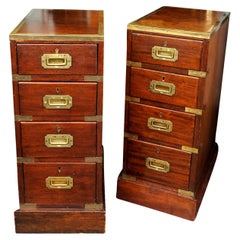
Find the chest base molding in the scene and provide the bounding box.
[14,207,105,233]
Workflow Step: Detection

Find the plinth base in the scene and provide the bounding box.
[15,206,105,233]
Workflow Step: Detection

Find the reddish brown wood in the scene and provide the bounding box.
[117,143,218,221]
[127,101,196,147]
[23,162,96,207]
[117,6,229,220]
[129,67,200,108]
[14,9,102,36]
[20,122,97,157]
[18,82,97,116]
[131,33,203,70]
[10,9,105,232]
[125,138,191,189]
[15,208,105,233]
[132,6,226,34]
[17,43,98,75]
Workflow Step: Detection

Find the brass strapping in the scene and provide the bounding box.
[181,146,199,154]
[85,157,103,163]
[12,74,31,81]
[84,115,102,122]
[125,96,140,103]
[185,107,203,116]
[124,132,139,140]
[84,75,103,82]
[127,60,142,68]
[178,189,195,199]
[15,115,33,122]
[188,70,207,78]
[85,203,104,210]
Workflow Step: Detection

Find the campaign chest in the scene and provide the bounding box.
[10,9,105,233]
[117,6,230,220]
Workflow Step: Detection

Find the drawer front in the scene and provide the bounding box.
[19,82,97,116]
[131,33,203,70]
[125,138,191,189]
[20,122,97,157]
[130,67,199,108]
[17,43,97,75]
[127,102,195,147]
[23,162,96,207]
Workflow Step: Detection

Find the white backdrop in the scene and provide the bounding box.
[0,1,239,239]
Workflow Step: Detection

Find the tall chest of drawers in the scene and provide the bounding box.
[10,9,105,233]
[117,6,230,220]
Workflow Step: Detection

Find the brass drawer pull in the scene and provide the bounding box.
[150,80,176,96]
[43,95,72,109]
[148,117,173,132]
[46,176,73,189]
[41,48,72,69]
[146,157,170,173]
[152,46,178,62]
[45,134,73,148]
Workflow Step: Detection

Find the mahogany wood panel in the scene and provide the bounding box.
[125,138,191,189]
[129,67,200,108]
[23,162,96,207]
[13,9,102,36]
[15,209,105,233]
[18,82,97,116]
[131,33,203,70]
[127,102,195,147]
[17,43,98,75]
[20,122,97,157]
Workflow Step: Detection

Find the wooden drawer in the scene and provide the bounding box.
[129,67,199,108]
[127,102,195,147]
[23,162,96,207]
[18,82,97,116]
[20,122,97,157]
[131,33,203,70]
[17,43,97,75]
[125,138,191,189]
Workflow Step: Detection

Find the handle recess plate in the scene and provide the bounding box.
[41,51,72,69]
[46,176,73,189]
[146,157,170,173]
[152,46,178,62]
[43,95,72,109]
[45,134,73,148]
[148,117,173,132]
[150,80,176,96]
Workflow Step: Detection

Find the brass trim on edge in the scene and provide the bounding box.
[185,107,203,116]
[188,70,207,78]
[128,12,230,39]
[178,189,195,199]
[182,146,199,154]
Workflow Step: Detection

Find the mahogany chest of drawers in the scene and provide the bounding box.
[10,9,105,233]
[117,6,230,220]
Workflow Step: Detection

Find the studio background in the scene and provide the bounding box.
[0,1,239,239]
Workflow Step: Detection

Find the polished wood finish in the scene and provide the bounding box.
[10,9,105,233]
[117,6,230,220]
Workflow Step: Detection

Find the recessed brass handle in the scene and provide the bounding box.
[46,176,73,189]
[148,117,173,132]
[45,134,73,148]
[146,157,170,173]
[43,95,72,109]
[41,49,72,69]
[150,80,176,96]
[152,46,178,62]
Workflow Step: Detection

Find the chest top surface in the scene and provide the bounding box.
[10,9,104,41]
[128,6,229,39]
